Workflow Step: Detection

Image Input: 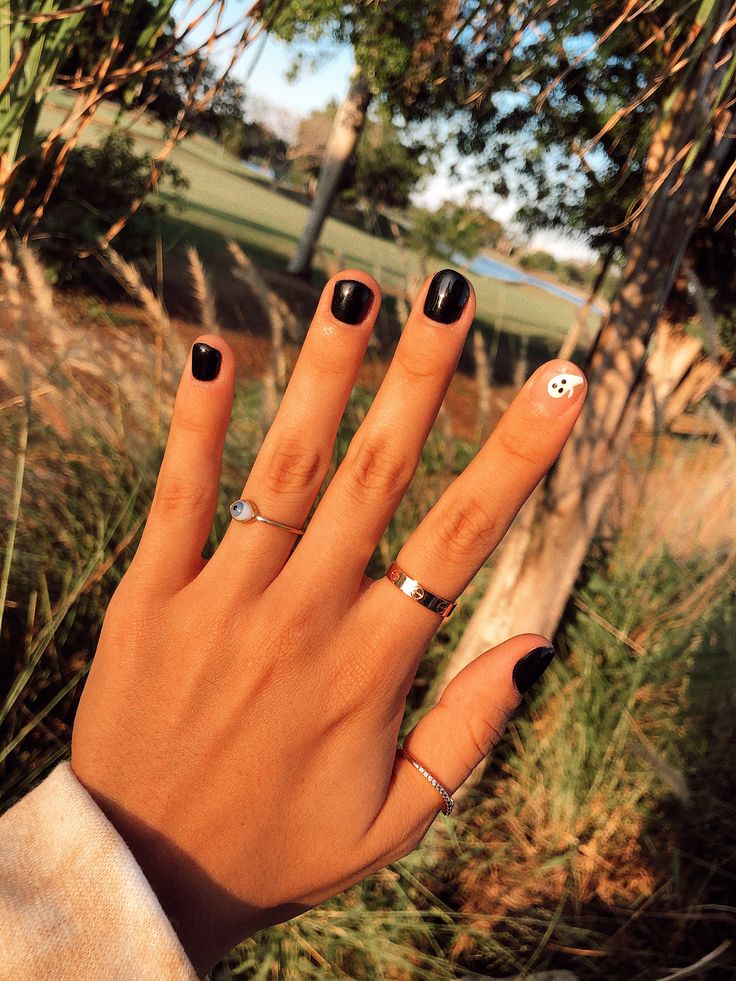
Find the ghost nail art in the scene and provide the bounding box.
[547,372,585,400]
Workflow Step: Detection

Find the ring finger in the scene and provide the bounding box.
[207,270,379,593]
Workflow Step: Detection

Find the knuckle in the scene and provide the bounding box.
[153,473,213,516]
[460,705,505,760]
[172,407,216,440]
[344,433,415,498]
[395,345,441,384]
[433,495,498,560]
[437,698,504,775]
[497,426,541,467]
[262,437,325,496]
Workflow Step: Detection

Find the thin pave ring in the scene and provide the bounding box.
[229,499,305,536]
[398,746,455,816]
[385,561,458,618]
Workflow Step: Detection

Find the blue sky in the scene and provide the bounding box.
[238,35,355,116]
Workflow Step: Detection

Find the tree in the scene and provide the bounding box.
[220,116,288,171]
[286,70,371,275]
[407,202,501,272]
[441,2,736,715]
[352,115,430,211]
[289,101,337,188]
[289,101,429,212]
[262,0,473,277]
[0,0,262,247]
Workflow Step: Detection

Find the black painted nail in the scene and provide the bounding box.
[191,342,222,381]
[423,268,471,324]
[331,279,373,324]
[512,646,556,695]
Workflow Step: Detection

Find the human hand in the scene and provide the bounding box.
[71,269,587,974]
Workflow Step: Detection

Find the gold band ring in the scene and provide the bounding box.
[384,561,458,618]
[229,499,305,537]
[398,747,455,816]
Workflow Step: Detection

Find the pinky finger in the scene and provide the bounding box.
[131,336,235,594]
[366,634,556,854]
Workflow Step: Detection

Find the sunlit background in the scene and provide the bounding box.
[1,2,735,978]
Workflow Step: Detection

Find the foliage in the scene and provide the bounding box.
[266,2,736,331]
[1,0,94,167]
[407,203,502,264]
[263,0,460,114]
[288,101,338,187]
[219,116,288,173]
[448,547,736,978]
[352,114,430,210]
[0,0,176,178]
[56,0,175,105]
[288,102,430,210]
[1,0,254,247]
[519,250,600,292]
[16,131,187,282]
[135,50,248,142]
[439,2,736,330]
[518,249,559,275]
[2,251,734,977]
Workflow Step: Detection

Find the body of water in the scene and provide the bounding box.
[469,253,605,312]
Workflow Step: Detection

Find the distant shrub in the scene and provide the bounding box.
[519,249,559,274]
[14,132,188,284]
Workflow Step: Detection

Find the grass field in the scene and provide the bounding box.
[4,148,736,976]
[2,268,735,977]
[39,93,600,350]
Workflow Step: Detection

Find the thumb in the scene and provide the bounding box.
[366,635,555,858]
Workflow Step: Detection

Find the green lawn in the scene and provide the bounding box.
[39,93,599,349]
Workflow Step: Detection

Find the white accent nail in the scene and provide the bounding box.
[547,372,584,400]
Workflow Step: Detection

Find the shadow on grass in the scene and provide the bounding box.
[160,213,583,384]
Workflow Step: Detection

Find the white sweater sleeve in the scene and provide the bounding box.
[0,761,197,980]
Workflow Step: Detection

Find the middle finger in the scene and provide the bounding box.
[280,269,475,601]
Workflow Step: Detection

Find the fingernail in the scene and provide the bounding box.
[528,361,586,417]
[512,645,556,695]
[331,279,373,324]
[423,269,471,324]
[191,342,222,381]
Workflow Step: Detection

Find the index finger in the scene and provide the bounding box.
[362,358,587,626]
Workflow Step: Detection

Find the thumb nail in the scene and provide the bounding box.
[512,645,556,695]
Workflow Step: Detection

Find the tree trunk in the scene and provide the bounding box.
[287,74,372,278]
[442,9,735,690]
[639,320,704,431]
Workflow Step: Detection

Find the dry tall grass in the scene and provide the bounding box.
[1,246,734,979]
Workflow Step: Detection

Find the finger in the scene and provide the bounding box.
[132,336,235,594]
[282,269,475,602]
[361,359,586,637]
[366,634,555,854]
[207,271,379,593]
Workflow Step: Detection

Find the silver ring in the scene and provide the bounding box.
[385,561,458,618]
[399,746,455,816]
[229,499,305,537]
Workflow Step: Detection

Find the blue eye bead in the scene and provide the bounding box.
[230,499,255,522]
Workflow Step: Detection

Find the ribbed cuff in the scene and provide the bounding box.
[0,761,197,980]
